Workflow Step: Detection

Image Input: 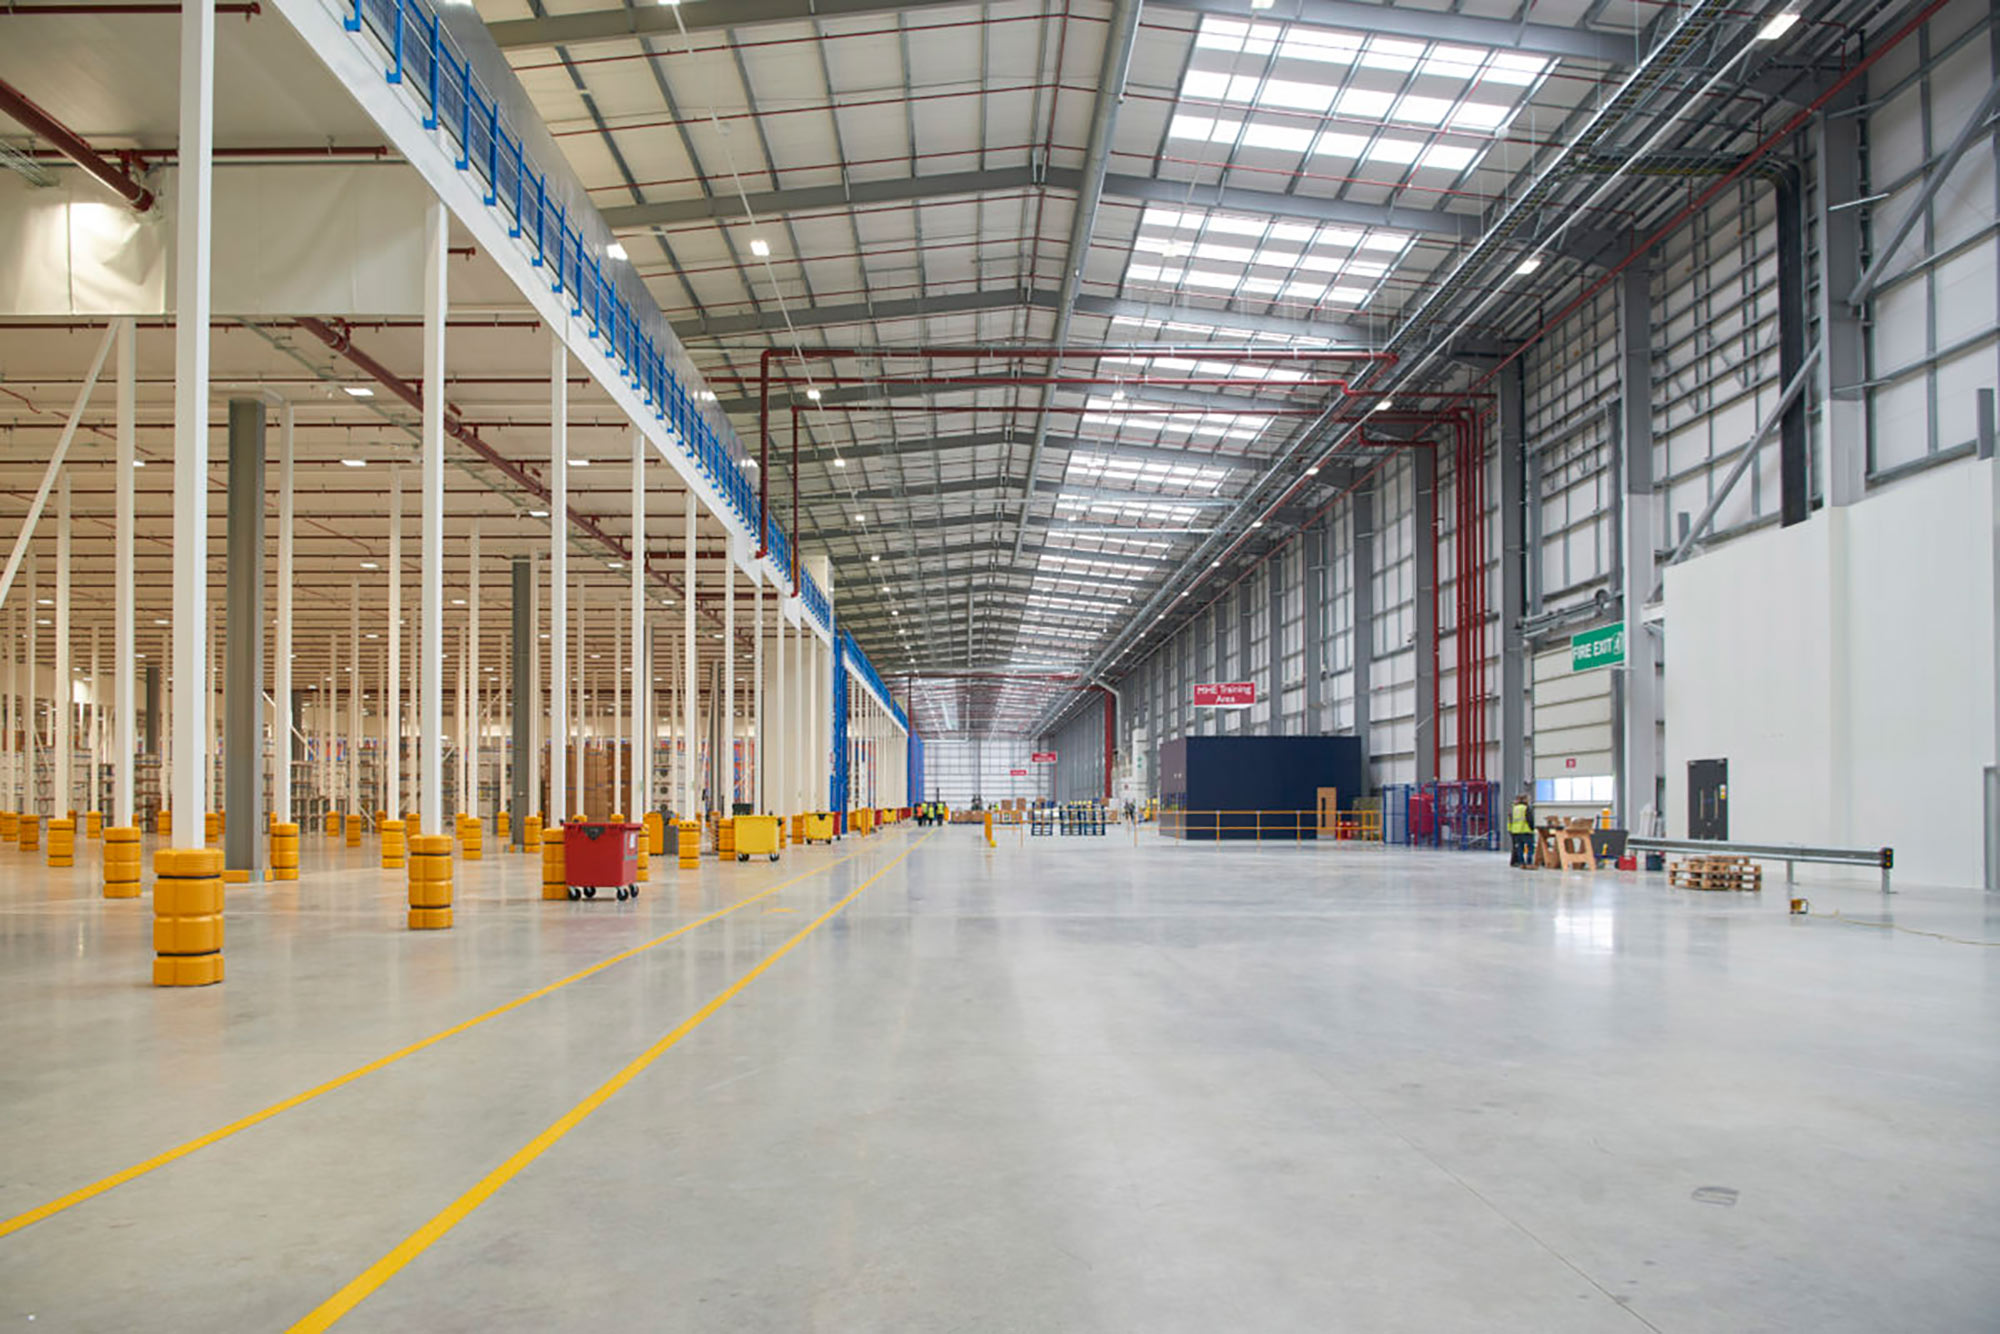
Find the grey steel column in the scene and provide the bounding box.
[1776,171,1810,527]
[511,556,531,845]
[1817,105,1868,508]
[1498,359,1529,804]
[1352,484,1375,775]
[144,664,160,756]
[223,398,265,875]
[1302,521,1324,734]
[1413,450,1437,785]
[1265,559,1283,734]
[1617,266,1660,833]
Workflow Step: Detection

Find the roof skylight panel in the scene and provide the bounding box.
[1174,18,1553,176]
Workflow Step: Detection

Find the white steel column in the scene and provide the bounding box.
[54,478,71,815]
[806,629,818,814]
[386,468,401,817]
[273,401,293,827]
[752,572,764,812]
[207,620,218,809]
[530,550,542,818]
[25,560,35,814]
[4,606,13,813]
[682,493,697,817]
[467,523,479,817]
[722,560,735,808]
[774,598,786,816]
[574,582,585,817]
[612,603,622,809]
[89,626,100,811]
[114,318,136,828]
[419,201,446,837]
[456,621,468,814]
[549,341,568,825]
[348,580,360,817]
[170,0,214,834]
[630,432,645,818]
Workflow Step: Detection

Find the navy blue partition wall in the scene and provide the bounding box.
[1159,735,1365,840]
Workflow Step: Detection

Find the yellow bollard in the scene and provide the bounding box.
[345,812,362,847]
[717,818,735,860]
[524,813,544,856]
[270,821,299,882]
[157,809,171,840]
[325,809,340,837]
[46,816,76,868]
[18,812,40,853]
[84,810,103,840]
[495,809,510,842]
[540,827,568,900]
[634,840,649,882]
[104,825,142,897]
[644,811,664,856]
[153,846,224,986]
[459,815,483,862]
[407,833,454,929]
[0,811,15,843]
[984,811,995,848]
[676,818,700,870]
[380,817,406,870]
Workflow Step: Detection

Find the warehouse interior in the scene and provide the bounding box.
[2,0,1998,1328]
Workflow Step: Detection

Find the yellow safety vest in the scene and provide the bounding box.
[1508,802,1531,835]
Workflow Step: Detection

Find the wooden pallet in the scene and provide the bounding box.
[1668,855,1763,891]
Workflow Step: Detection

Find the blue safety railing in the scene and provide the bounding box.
[838,630,907,731]
[343,0,880,662]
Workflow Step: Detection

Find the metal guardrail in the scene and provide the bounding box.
[1156,810,1383,843]
[1627,837,1896,894]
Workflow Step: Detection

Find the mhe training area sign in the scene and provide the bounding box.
[1193,682,1257,708]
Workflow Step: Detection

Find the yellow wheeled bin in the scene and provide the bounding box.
[734,814,781,862]
[800,812,836,845]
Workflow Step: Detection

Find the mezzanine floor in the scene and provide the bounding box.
[1,822,1995,1332]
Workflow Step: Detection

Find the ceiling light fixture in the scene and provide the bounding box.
[342,386,374,398]
[749,238,771,257]
[360,561,380,570]
[570,458,590,468]
[606,241,628,261]
[1756,9,1800,39]
[341,458,367,468]
[529,509,549,518]
[1515,256,1543,275]
[806,388,821,402]
[833,457,847,468]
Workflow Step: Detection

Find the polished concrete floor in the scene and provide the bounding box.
[2,823,1997,1332]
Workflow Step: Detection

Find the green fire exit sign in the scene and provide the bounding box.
[1571,623,1625,671]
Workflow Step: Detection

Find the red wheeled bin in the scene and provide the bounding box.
[562,820,643,901]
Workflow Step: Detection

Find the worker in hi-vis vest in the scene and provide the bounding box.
[1508,792,1535,868]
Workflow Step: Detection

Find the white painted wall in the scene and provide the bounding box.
[1665,461,1995,886]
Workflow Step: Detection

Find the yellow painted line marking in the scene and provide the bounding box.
[0,842,886,1240]
[288,833,932,1333]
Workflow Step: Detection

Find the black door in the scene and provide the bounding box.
[1689,759,1728,840]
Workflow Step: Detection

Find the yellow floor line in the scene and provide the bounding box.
[0,841,887,1240]
[288,833,932,1333]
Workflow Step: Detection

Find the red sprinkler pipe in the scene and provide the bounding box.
[763,345,1395,364]
[748,372,1354,392]
[1100,684,1115,804]
[0,75,155,211]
